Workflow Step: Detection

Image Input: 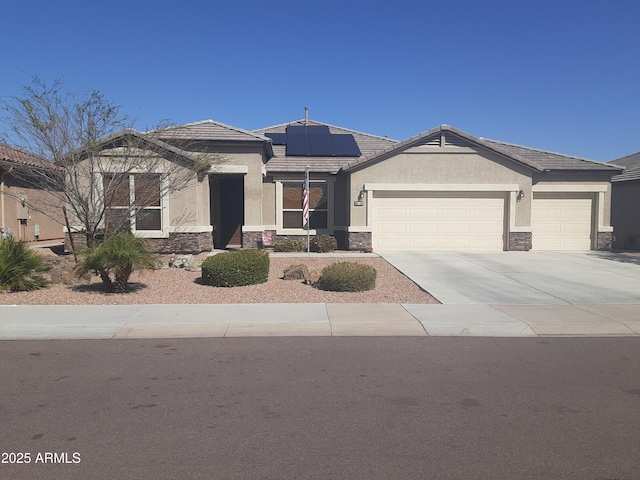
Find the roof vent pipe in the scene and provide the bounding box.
[304,106,309,125]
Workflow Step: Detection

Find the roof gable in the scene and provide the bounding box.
[342,125,622,175]
[85,129,201,170]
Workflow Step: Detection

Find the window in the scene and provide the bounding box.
[282,182,327,229]
[104,173,163,232]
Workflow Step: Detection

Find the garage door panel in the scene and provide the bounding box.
[373,192,505,251]
[473,223,504,234]
[375,208,407,220]
[377,223,406,234]
[532,194,592,251]
[442,208,472,219]
[408,223,438,234]
[408,208,438,219]
[441,223,472,234]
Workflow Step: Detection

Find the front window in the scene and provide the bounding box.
[104,173,163,231]
[282,182,327,229]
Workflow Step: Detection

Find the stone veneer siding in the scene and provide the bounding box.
[243,230,372,251]
[65,231,213,254]
[596,232,613,251]
[508,232,532,251]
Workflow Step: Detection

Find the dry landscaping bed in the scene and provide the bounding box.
[0,249,439,305]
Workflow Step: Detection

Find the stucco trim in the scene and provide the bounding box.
[208,165,249,174]
[364,183,520,192]
[169,226,213,233]
[532,184,608,193]
[334,226,373,233]
[242,225,277,232]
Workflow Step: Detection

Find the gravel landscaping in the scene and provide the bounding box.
[0,249,439,305]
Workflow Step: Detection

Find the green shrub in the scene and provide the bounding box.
[201,249,269,287]
[273,239,305,252]
[317,262,377,292]
[75,230,159,293]
[0,238,51,291]
[310,235,337,253]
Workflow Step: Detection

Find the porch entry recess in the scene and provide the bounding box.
[210,176,244,249]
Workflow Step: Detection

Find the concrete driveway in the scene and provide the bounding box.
[380,251,640,305]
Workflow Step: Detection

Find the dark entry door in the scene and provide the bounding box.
[219,177,244,248]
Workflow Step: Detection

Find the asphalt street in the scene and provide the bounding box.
[1,337,639,480]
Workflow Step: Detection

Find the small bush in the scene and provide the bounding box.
[201,249,269,287]
[310,235,337,253]
[317,262,377,292]
[75,230,159,293]
[283,264,308,280]
[273,239,305,252]
[0,238,51,291]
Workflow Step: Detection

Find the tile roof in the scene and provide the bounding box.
[481,139,621,172]
[610,152,640,182]
[255,119,398,174]
[342,125,622,174]
[609,151,640,169]
[153,120,271,143]
[612,166,640,182]
[0,143,60,170]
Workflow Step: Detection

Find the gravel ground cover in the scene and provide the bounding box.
[0,252,439,305]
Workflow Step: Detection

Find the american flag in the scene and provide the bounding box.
[302,167,310,226]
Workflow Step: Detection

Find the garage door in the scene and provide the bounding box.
[532,193,593,250]
[372,192,506,251]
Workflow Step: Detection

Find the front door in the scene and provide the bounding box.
[218,177,244,248]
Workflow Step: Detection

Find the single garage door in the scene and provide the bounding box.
[532,193,593,250]
[372,192,506,251]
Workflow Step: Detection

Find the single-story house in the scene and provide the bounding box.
[67,118,623,253]
[609,152,640,249]
[0,144,64,242]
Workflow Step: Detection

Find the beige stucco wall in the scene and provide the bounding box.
[1,176,64,241]
[262,179,276,226]
[347,147,534,228]
[611,181,640,248]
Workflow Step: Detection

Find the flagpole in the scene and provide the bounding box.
[305,165,310,257]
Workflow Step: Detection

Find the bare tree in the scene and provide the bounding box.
[1,77,216,248]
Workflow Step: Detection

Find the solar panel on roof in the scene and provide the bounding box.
[332,134,361,156]
[309,134,336,156]
[286,134,312,156]
[286,125,330,135]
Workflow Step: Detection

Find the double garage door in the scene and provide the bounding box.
[372,192,506,251]
[371,191,594,251]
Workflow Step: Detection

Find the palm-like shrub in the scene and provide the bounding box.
[0,237,51,291]
[75,230,159,293]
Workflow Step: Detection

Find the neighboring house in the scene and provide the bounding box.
[0,144,64,242]
[609,152,640,249]
[67,119,622,253]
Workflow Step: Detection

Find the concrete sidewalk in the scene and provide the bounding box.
[1,303,639,339]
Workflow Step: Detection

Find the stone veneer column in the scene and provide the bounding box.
[508,232,532,251]
[596,232,613,251]
[347,232,372,251]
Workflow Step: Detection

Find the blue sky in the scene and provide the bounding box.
[1,0,638,161]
